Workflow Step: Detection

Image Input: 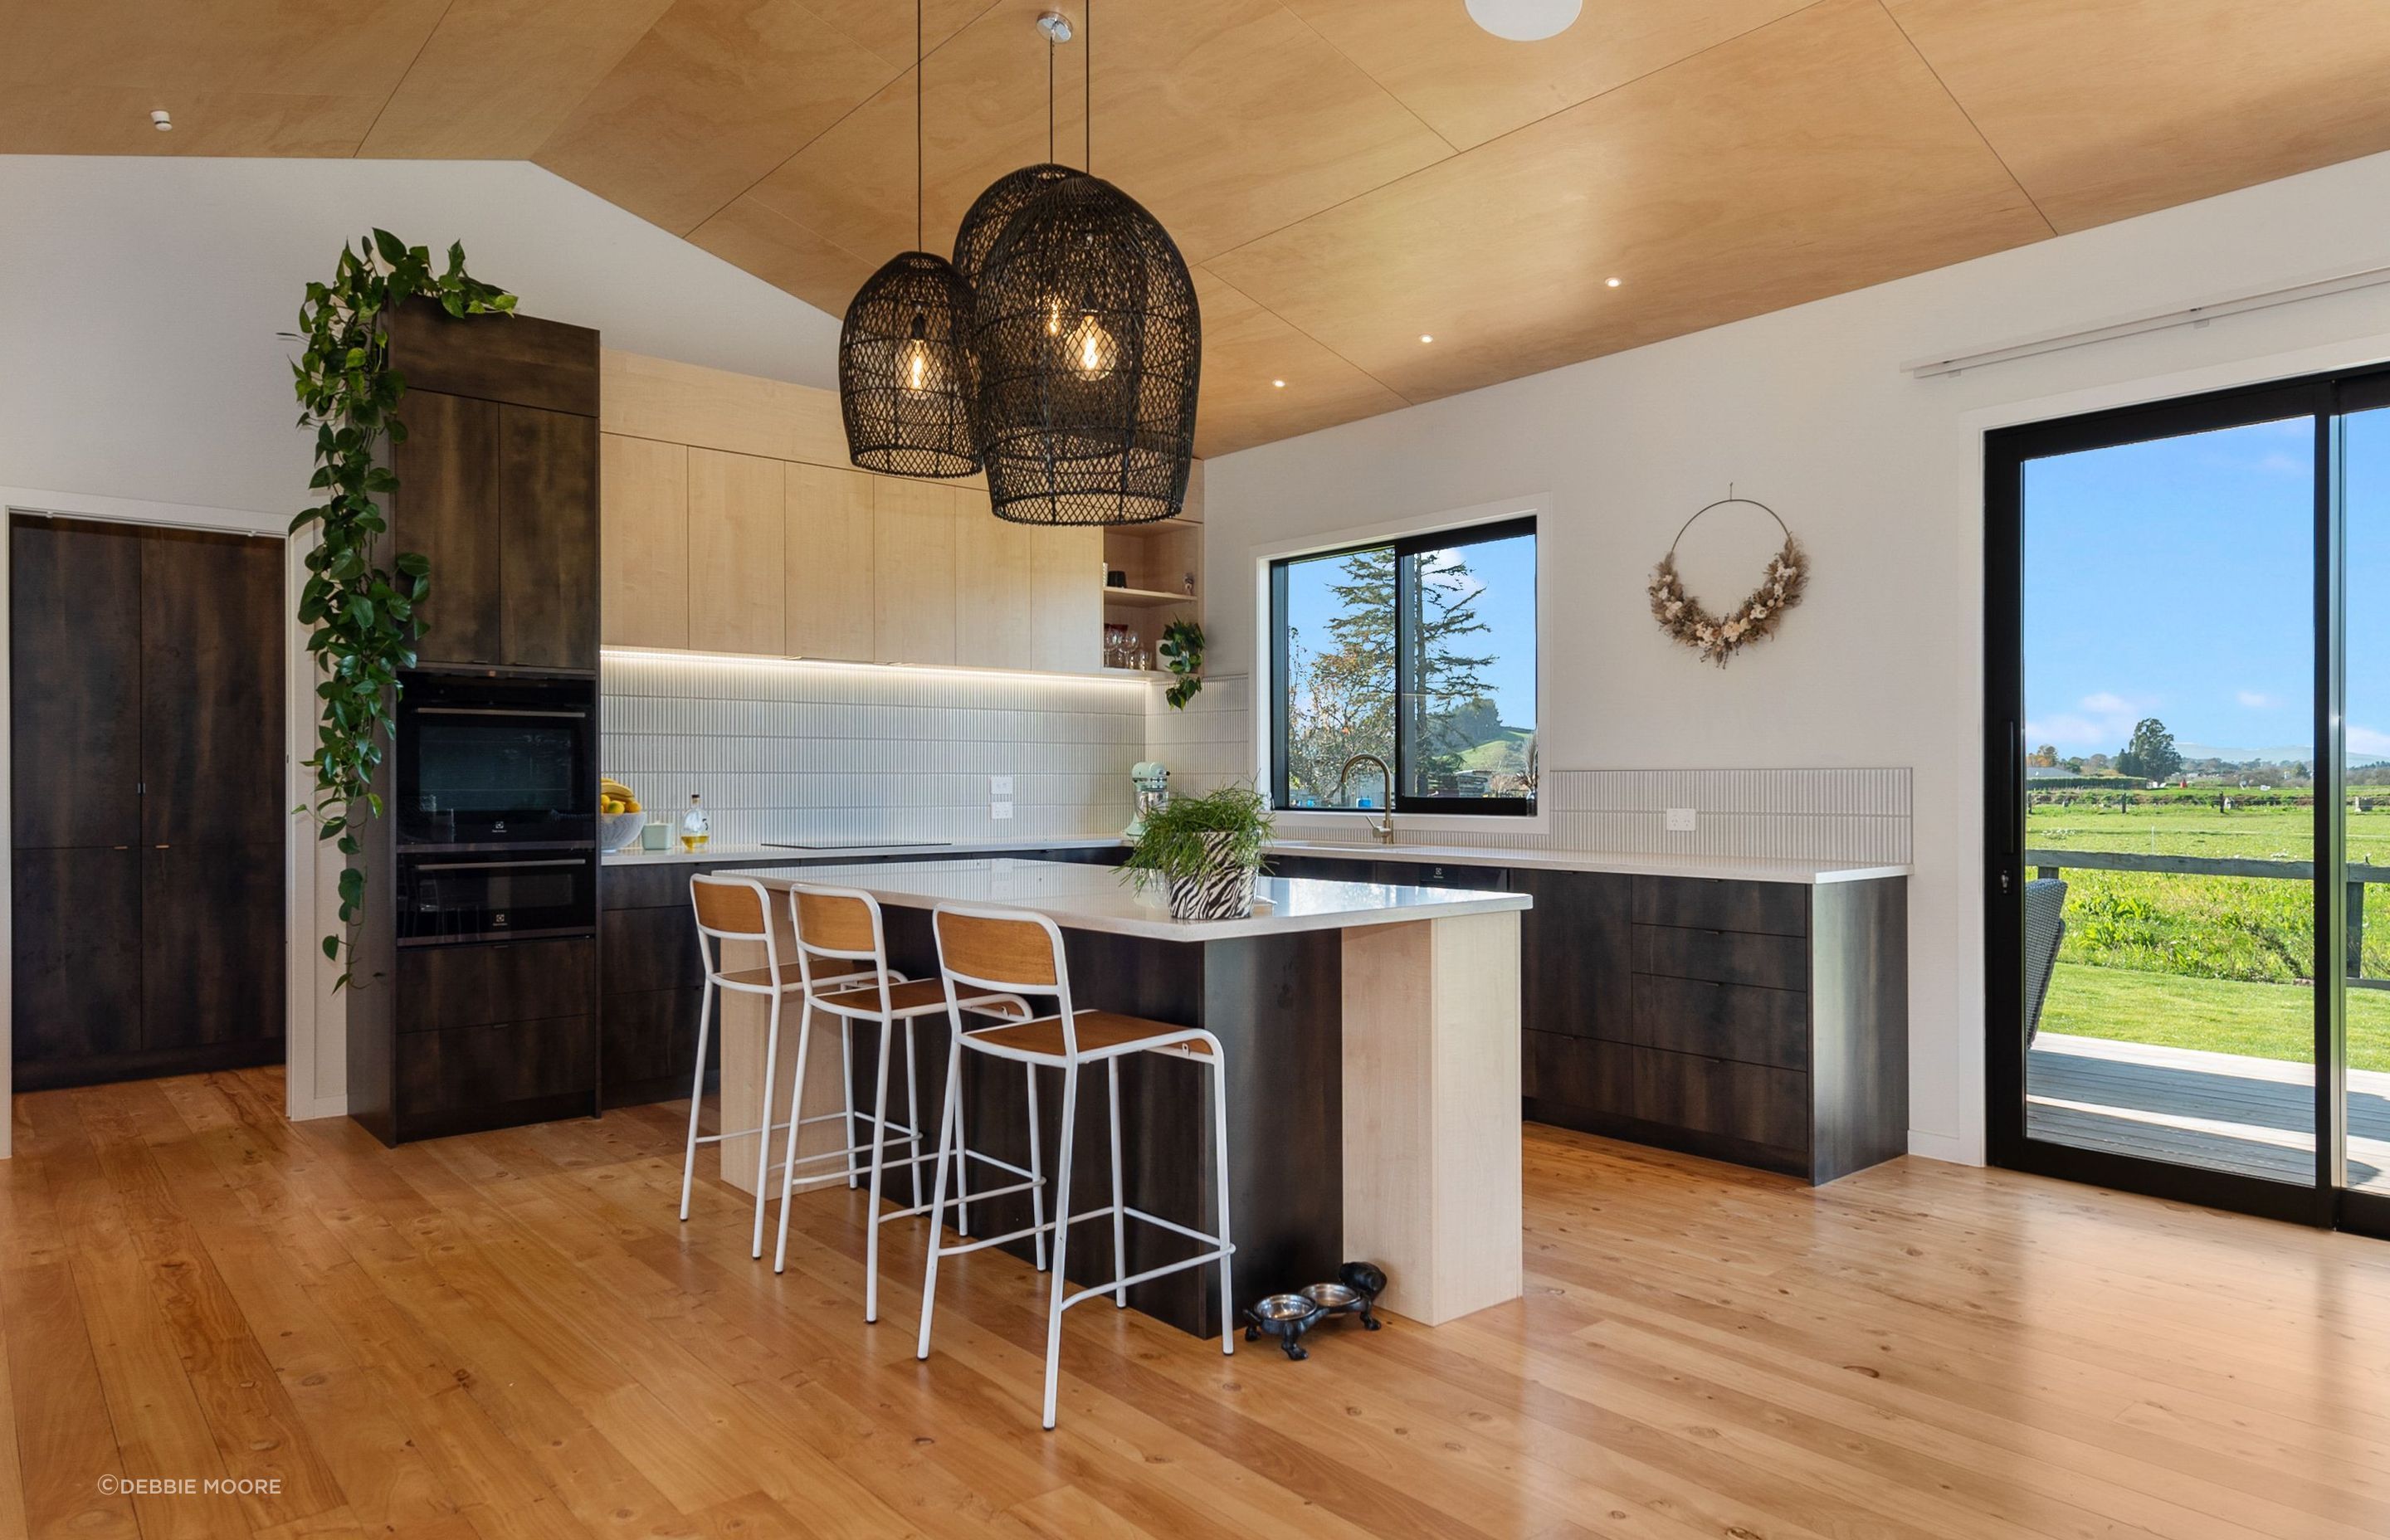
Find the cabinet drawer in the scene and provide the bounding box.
[398,937,594,1032]
[1631,973,1808,1070]
[603,905,704,993]
[1266,853,1373,882]
[602,986,705,1094]
[1627,1045,1807,1153]
[1632,924,1808,991]
[1523,1030,1634,1118]
[1632,876,1807,938]
[1375,860,1509,890]
[398,1015,594,1114]
[603,862,717,911]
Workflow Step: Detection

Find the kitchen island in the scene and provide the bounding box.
[707,857,1530,1333]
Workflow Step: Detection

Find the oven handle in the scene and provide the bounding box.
[413,706,589,719]
[411,858,591,872]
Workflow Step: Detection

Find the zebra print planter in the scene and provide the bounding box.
[1166,833,1258,921]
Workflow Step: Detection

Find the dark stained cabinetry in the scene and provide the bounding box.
[346,304,603,1145]
[382,300,600,675]
[1267,853,1907,1184]
[11,516,286,1090]
[1524,870,1908,1183]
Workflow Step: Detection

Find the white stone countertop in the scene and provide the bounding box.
[601,836,1124,867]
[709,857,1531,943]
[1266,841,1910,885]
[602,833,1905,886]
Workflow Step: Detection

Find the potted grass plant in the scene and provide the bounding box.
[1123,784,1275,921]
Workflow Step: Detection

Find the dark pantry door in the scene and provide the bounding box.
[12,515,286,1091]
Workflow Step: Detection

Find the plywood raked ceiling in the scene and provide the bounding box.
[13,0,2390,455]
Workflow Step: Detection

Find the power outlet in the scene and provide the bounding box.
[990,774,1014,796]
[990,801,1014,821]
[1665,807,1698,833]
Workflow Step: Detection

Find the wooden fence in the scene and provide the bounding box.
[2026,847,2390,991]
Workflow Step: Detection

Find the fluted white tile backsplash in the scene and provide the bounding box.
[602,653,1148,845]
[603,655,1910,863]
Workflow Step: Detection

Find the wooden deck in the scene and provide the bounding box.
[2028,1031,2390,1185]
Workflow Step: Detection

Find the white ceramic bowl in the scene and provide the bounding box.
[601,810,647,851]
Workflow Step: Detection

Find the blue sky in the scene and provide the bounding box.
[2022,413,2390,762]
[1282,530,1538,728]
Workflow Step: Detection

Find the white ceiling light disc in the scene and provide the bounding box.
[1464,0,1581,41]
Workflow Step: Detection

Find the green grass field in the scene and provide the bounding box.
[2042,962,2390,1071]
[2027,799,2390,1064]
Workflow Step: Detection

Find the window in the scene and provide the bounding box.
[1270,515,1536,816]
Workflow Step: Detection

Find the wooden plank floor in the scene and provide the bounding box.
[2028,1032,2390,1185]
[10,1068,2390,1538]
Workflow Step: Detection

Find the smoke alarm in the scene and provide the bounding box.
[150,109,173,131]
[1464,0,1581,41]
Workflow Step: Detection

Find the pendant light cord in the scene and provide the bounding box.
[1084,0,1092,172]
[915,0,924,251]
[1047,29,1056,163]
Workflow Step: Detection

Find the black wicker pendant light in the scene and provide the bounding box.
[837,0,978,479]
[970,2,1200,526]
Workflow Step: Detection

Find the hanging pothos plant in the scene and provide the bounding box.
[290,231,515,990]
[1158,616,1205,709]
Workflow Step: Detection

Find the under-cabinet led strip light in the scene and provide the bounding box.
[599,646,1157,691]
[1904,262,2390,379]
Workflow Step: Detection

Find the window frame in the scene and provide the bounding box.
[1267,512,1538,819]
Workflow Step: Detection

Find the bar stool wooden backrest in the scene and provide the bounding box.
[690,875,778,982]
[788,884,888,997]
[931,905,1076,1055]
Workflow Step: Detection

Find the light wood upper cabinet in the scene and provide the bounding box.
[687,447,786,655]
[596,349,1195,675]
[958,501,1100,674]
[785,462,875,661]
[599,432,690,650]
[871,478,958,665]
[1033,525,1102,673]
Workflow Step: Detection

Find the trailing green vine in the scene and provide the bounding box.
[290,231,515,990]
[1158,616,1205,709]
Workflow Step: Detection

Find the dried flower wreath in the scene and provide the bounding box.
[1647,494,1808,667]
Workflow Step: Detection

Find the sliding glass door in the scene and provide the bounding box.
[1988,369,2390,1234]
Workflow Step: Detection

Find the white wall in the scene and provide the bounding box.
[1203,147,2390,1166]
[0,155,846,1128]
[0,155,841,513]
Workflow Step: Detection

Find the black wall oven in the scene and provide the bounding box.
[397,853,596,945]
[396,672,596,849]
[394,671,597,945]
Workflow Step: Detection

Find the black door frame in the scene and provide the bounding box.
[1985,365,2390,1238]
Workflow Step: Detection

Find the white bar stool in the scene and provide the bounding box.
[679,874,891,1258]
[915,903,1236,1430]
[769,883,1040,1322]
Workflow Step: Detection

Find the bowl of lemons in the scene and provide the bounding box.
[600,778,647,851]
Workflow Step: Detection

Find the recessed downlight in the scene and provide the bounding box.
[1605,275,1621,287]
[1272,378,1286,388]
[1419,333,1434,344]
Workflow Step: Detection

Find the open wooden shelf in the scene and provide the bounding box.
[1103,585,1199,609]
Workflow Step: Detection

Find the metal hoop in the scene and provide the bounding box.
[1667,486,1792,559]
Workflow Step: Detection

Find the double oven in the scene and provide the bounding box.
[393,672,598,946]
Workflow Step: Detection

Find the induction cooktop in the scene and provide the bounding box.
[761,840,954,851]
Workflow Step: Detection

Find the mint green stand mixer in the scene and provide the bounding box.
[1124,761,1169,840]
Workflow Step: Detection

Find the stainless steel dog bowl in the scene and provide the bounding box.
[1251,1293,1319,1323]
[1300,1282,1359,1309]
